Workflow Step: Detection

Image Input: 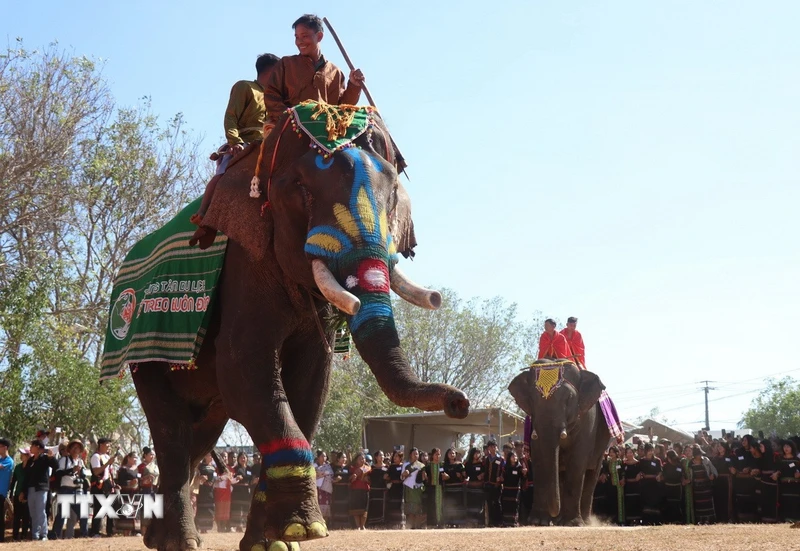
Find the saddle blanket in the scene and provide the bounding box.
[100,197,227,380]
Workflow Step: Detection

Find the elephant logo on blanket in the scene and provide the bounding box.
[110,288,136,340]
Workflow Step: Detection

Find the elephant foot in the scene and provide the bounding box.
[530,515,552,527]
[143,518,200,551]
[560,516,585,527]
[242,540,301,551]
[250,472,327,543]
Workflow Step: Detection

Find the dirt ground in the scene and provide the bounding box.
[2,525,799,551]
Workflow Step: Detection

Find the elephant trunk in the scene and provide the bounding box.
[351,323,470,419]
[534,444,561,519]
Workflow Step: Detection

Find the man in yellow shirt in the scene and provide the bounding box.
[191,53,279,225]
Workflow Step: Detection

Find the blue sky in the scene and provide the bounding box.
[6,1,799,434]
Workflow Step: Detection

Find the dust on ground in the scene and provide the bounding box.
[3,525,799,551]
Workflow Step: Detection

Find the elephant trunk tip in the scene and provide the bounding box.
[444,390,470,419]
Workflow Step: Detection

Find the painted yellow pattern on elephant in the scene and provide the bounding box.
[535,367,563,399]
[305,233,343,254]
[356,187,376,234]
[333,203,360,239]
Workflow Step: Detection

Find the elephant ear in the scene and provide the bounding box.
[198,155,272,260]
[508,370,536,418]
[578,370,606,415]
[389,180,417,259]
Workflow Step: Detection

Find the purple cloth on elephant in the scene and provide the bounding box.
[599,391,625,442]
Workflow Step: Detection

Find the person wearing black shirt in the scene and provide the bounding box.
[441,448,466,527]
[463,448,485,526]
[501,451,526,527]
[774,440,800,522]
[753,441,779,523]
[661,450,686,524]
[710,442,734,523]
[367,450,388,527]
[482,440,504,527]
[621,447,642,525]
[195,454,216,533]
[638,443,663,525]
[384,450,405,528]
[230,452,252,532]
[330,451,351,528]
[730,438,759,522]
[22,439,59,541]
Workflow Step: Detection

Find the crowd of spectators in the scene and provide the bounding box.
[595,433,800,525]
[0,431,159,541]
[3,430,799,540]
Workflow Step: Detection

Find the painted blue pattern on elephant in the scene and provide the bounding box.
[344,148,383,246]
[349,298,393,334]
[315,154,335,170]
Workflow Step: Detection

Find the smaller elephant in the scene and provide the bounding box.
[508,360,610,526]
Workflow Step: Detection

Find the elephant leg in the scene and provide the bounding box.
[215,333,326,548]
[579,468,600,522]
[281,317,334,440]
[133,362,228,551]
[559,453,587,526]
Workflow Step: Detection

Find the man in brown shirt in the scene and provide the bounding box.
[264,14,365,123]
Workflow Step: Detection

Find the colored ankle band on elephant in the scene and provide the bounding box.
[264,465,316,480]
[259,439,314,468]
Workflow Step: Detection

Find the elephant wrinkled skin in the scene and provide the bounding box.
[130,110,470,551]
[508,360,610,526]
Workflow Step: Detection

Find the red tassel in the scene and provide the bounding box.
[261,201,272,216]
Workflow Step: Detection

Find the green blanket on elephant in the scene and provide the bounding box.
[100,197,227,380]
[289,100,374,155]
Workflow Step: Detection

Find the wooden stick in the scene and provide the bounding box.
[323,16,408,174]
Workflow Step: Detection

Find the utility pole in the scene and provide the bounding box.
[700,380,717,430]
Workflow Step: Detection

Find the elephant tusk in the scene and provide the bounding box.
[390,267,442,310]
[531,429,538,440]
[311,260,361,316]
[560,429,568,440]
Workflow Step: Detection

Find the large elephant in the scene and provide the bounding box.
[130,108,470,551]
[508,360,609,526]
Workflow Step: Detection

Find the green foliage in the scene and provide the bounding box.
[741,377,800,437]
[0,40,203,449]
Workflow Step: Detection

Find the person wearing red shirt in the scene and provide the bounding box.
[537,319,572,360]
[560,316,586,369]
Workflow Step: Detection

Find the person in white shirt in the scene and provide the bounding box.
[89,438,120,537]
[53,440,88,539]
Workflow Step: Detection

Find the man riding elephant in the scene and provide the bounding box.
[264,14,365,124]
[192,53,280,226]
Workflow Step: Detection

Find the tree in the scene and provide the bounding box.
[741,377,800,437]
[0,40,204,447]
[394,289,529,408]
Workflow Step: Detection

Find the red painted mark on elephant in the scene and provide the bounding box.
[357,259,390,293]
[258,438,311,456]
